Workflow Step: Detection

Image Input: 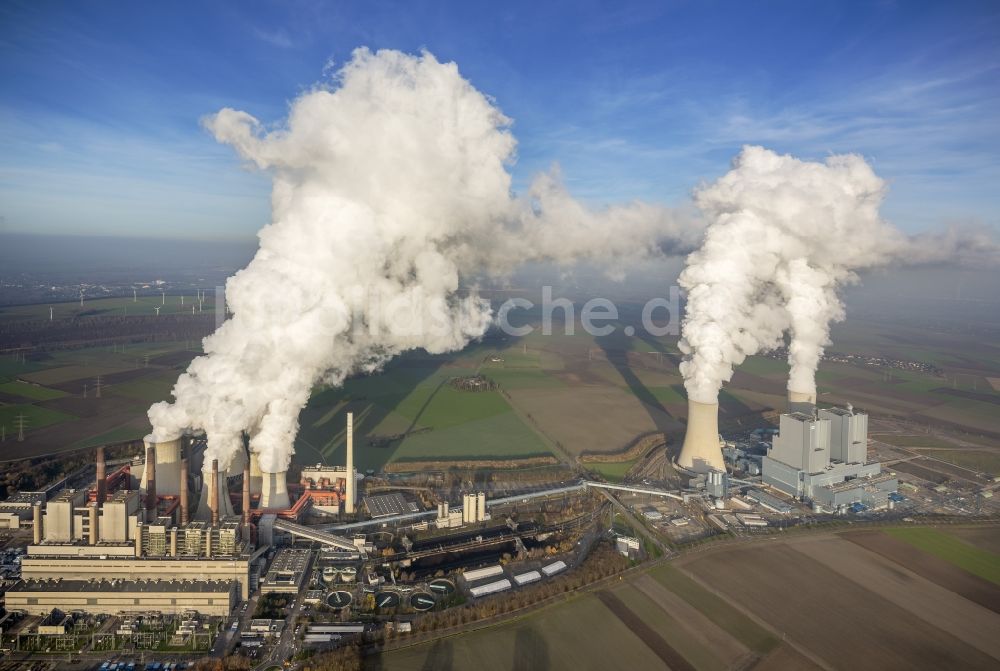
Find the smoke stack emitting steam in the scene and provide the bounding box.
[675,146,1000,468]
[146,48,695,477]
[345,412,355,515]
[146,50,998,479]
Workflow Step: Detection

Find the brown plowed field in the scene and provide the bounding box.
[796,535,1000,659]
[683,541,999,670]
[596,589,695,671]
[843,530,1000,614]
[751,644,824,671]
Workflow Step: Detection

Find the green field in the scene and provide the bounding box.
[885,527,1000,585]
[0,295,218,322]
[0,380,67,400]
[587,460,635,482]
[651,565,778,655]
[294,361,554,470]
[0,404,76,434]
[872,434,953,448]
[919,449,1000,476]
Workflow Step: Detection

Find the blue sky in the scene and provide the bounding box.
[1,0,998,239]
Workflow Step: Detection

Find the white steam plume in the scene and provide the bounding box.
[148,48,695,473]
[678,146,1000,403]
[679,146,897,403]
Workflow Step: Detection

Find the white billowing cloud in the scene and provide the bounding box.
[679,146,895,402]
[148,48,698,473]
[679,145,1000,403]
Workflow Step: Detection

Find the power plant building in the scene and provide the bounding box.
[762,405,897,510]
[7,578,238,616]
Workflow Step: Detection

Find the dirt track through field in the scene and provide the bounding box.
[632,573,751,667]
[596,589,694,671]
[796,535,1000,660]
[843,530,1000,614]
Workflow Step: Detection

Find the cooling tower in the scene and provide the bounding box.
[195,462,235,522]
[345,412,355,514]
[226,447,248,478]
[677,400,725,473]
[259,470,290,509]
[140,435,183,496]
[248,452,263,495]
[788,389,817,416]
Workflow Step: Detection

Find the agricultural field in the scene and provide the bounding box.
[376,529,1000,670]
[0,341,200,460]
[1,300,998,470]
[884,527,1000,585]
[679,531,1000,670]
[377,592,677,671]
[586,460,636,482]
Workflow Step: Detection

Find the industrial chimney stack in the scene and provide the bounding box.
[144,444,157,522]
[242,454,251,527]
[677,399,725,472]
[210,459,220,526]
[95,446,107,508]
[179,450,190,525]
[345,412,355,514]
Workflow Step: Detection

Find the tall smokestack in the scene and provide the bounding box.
[677,400,725,473]
[210,459,220,526]
[95,446,107,508]
[345,412,355,514]
[145,444,157,522]
[242,454,251,527]
[179,452,190,526]
[788,390,817,416]
[32,501,42,545]
[88,503,98,545]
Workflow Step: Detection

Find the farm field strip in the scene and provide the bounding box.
[651,564,778,655]
[594,589,696,671]
[842,530,1000,615]
[630,573,751,668]
[793,535,1000,660]
[884,527,1000,585]
[683,541,1000,670]
[376,593,674,671]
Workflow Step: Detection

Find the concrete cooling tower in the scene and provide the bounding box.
[788,390,817,416]
[677,400,725,472]
[140,435,183,496]
[226,448,248,478]
[248,452,263,495]
[259,470,290,509]
[195,462,235,522]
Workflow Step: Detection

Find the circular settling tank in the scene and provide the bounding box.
[374,592,401,609]
[409,592,436,611]
[326,591,353,609]
[429,579,456,595]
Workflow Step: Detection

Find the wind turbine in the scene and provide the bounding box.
[154,306,161,316]
[161,291,165,305]
[49,307,53,321]
[133,288,137,302]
